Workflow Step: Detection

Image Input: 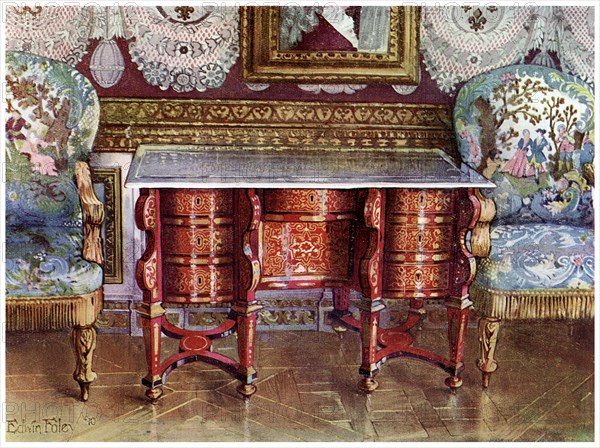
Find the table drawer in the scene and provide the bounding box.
[385,223,455,254]
[261,220,353,284]
[162,225,233,256]
[383,189,457,299]
[383,262,451,298]
[387,189,455,214]
[163,263,233,303]
[161,189,233,217]
[160,189,235,303]
[264,189,357,214]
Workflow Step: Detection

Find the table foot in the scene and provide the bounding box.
[332,324,349,334]
[482,372,492,388]
[146,387,164,404]
[237,383,257,398]
[445,375,463,393]
[357,376,379,393]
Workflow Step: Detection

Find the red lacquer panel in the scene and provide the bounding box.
[160,189,235,303]
[161,189,234,216]
[262,221,352,279]
[264,189,357,213]
[383,189,456,299]
[162,226,234,256]
[261,189,355,287]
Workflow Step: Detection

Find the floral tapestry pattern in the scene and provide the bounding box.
[5,52,100,226]
[5,51,102,297]
[477,224,594,291]
[6,226,103,297]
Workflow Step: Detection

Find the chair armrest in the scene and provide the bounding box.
[471,190,496,258]
[583,163,594,187]
[76,161,105,264]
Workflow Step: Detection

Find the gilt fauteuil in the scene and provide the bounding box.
[5,51,104,401]
[454,65,595,387]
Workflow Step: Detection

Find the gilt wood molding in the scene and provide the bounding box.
[91,168,123,284]
[97,99,455,154]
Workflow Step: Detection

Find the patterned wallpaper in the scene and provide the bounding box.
[4,5,595,103]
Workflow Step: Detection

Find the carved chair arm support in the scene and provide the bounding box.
[470,190,496,258]
[582,163,594,187]
[76,161,105,264]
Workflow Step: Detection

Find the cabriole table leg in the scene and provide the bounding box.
[233,188,262,397]
[357,189,386,393]
[135,188,165,403]
[443,188,480,392]
[357,299,386,392]
[445,299,471,392]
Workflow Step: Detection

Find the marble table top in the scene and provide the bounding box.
[125,145,495,189]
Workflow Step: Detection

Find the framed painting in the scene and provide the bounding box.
[240,6,420,84]
[92,168,123,284]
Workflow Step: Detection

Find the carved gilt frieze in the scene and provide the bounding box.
[97,99,455,154]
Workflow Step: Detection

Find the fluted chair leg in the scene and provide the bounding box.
[477,317,501,388]
[71,325,98,401]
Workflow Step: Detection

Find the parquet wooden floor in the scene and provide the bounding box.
[4,321,595,444]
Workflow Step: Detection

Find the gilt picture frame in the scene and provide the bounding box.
[240,6,421,84]
[92,168,123,284]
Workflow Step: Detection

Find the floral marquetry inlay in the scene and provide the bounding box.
[289,229,325,266]
[384,264,451,295]
[164,264,233,297]
[388,189,455,213]
[135,192,157,230]
[137,249,159,292]
[383,189,459,299]
[264,189,357,213]
[262,222,351,279]
[162,226,233,256]
[161,189,233,216]
[386,225,454,253]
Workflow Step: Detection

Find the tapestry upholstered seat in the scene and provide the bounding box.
[5,51,104,401]
[454,64,595,387]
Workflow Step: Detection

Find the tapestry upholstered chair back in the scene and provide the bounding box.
[454,64,594,387]
[5,51,104,401]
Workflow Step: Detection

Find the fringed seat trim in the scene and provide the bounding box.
[6,288,103,331]
[470,283,594,320]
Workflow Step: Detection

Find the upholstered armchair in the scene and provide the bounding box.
[5,51,104,401]
[454,65,595,387]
